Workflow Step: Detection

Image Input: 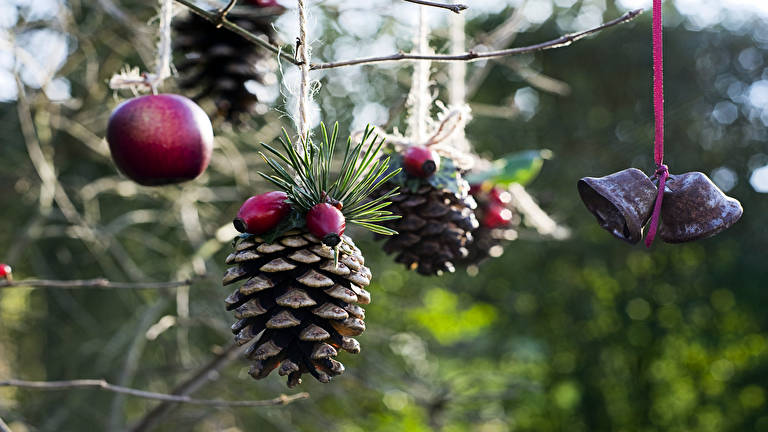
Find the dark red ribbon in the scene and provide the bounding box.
[645,0,666,248]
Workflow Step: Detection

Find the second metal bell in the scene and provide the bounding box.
[577,168,658,244]
[658,172,743,243]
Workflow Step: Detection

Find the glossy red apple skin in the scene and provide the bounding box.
[482,203,513,229]
[306,203,346,246]
[234,191,291,234]
[107,94,213,186]
[403,146,440,178]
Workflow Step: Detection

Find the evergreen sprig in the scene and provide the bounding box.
[259,122,401,236]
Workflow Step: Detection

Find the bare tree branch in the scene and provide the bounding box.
[0,277,203,290]
[404,0,467,14]
[310,9,643,70]
[0,379,309,407]
[216,0,239,27]
[170,2,642,72]
[130,344,244,432]
[0,416,11,432]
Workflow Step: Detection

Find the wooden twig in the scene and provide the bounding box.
[0,416,11,432]
[215,0,239,27]
[130,344,244,432]
[0,379,309,408]
[0,277,201,290]
[404,0,467,14]
[310,9,643,70]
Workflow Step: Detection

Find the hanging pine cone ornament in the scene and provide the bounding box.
[371,145,479,276]
[173,1,285,123]
[459,184,520,266]
[223,124,400,387]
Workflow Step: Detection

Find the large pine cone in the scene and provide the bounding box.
[373,183,479,276]
[223,231,372,387]
[173,6,282,122]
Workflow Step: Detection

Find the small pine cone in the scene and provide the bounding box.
[173,6,282,122]
[223,230,372,387]
[373,183,479,276]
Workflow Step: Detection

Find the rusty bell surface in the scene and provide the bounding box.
[577,168,658,244]
[657,171,743,243]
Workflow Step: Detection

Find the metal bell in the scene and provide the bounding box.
[577,168,658,244]
[657,172,743,243]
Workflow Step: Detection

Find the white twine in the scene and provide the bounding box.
[448,12,472,159]
[109,0,173,93]
[296,0,311,149]
[406,6,432,144]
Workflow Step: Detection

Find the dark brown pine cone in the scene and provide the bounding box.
[173,5,283,122]
[372,182,478,276]
[223,230,371,387]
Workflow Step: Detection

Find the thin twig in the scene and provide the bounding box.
[130,344,244,432]
[215,0,238,27]
[0,416,11,432]
[0,277,201,290]
[310,9,643,70]
[0,379,309,407]
[172,0,297,65]
[404,0,467,14]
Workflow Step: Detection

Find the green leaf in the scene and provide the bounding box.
[465,149,552,187]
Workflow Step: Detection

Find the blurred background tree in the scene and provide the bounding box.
[1,0,768,431]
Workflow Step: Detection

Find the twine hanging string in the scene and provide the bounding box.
[296,0,312,148]
[407,6,431,143]
[644,0,668,248]
[109,0,173,93]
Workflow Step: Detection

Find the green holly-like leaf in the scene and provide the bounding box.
[386,152,463,195]
[258,122,401,237]
[465,150,552,187]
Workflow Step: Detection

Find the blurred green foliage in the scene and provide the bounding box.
[1,1,768,431]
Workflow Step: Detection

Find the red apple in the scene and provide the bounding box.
[106,94,213,186]
[306,203,346,247]
[403,146,440,178]
[234,191,291,234]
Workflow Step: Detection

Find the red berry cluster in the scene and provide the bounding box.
[234,192,346,247]
[470,184,514,229]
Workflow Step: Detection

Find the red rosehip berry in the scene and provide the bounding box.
[306,203,346,247]
[482,203,513,229]
[106,94,214,186]
[403,146,440,178]
[0,263,12,281]
[489,187,511,205]
[233,191,291,234]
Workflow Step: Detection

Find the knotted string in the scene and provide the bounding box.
[644,0,667,248]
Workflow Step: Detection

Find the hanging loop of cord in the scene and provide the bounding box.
[645,0,666,248]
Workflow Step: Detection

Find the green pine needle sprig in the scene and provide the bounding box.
[259,122,401,236]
